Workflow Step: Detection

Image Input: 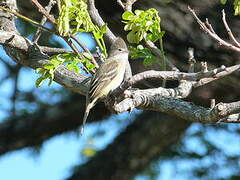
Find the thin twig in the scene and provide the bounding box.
[66,38,94,74]
[0,6,55,34]
[117,0,125,10]
[205,18,215,33]
[117,0,138,12]
[31,0,99,70]
[31,0,56,24]
[188,6,240,53]
[119,63,239,91]
[70,35,99,68]
[222,9,240,48]
[1,3,96,72]
[193,64,239,87]
[33,0,56,43]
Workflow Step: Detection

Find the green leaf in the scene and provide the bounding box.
[36,77,45,88]
[234,0,240,15]
[48,78,53,86]
[127,31,139,43]
[43,64,55,70]
[67,63,80,72]
[122,11,135,20]
[134,10,143,16]
[82,147,96,157]
[36,68,45,74]
[220,0,227,4]
[100,24,107,34]
[122,8,164,44]
[129,45,160,67]
[143,56,158,67]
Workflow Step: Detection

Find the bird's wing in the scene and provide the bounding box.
[88,59,119,102]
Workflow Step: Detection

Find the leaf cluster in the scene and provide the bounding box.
[122,8,164,44]
[129,45,159,67]
[220,0,240,15]
[57,0,107,55]
[36,52,95,87]
[36,0,107,87]
[122,8,165,68]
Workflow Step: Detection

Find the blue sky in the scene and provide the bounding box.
[0,135,82,180]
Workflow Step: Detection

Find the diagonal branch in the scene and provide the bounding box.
[0,30,89,95]
[119,63,239,91]
[31,0,56,24]
[87,0,116,44]
[117,0,138,12]
[32,0,56,43]
[188,6,240,53]
[222,9,240,48]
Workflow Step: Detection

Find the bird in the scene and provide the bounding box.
[81,37,129,134]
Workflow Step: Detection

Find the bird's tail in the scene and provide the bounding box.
[80,103,94,135]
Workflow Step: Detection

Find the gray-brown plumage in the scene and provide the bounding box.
[81,38,129,134]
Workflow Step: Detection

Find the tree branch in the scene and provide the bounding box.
[87,0,116,44]
[115,92,240,124]
[32,0,56,43]
[188,6,240,53]
[117,0,138,12]
[119,63,239,91]
[222,9,240,48]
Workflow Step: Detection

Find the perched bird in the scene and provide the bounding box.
[81,37,129,134]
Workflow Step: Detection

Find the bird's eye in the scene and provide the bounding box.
[118,48,123,51]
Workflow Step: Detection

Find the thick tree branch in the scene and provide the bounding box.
[1,16,239,124]
[87,0,115,44]
[115,92,240,123]
[0,31,71,55]
[1,1,240,180]
[0,30,89,94]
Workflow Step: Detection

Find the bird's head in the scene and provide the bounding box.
[109,37,129,56]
